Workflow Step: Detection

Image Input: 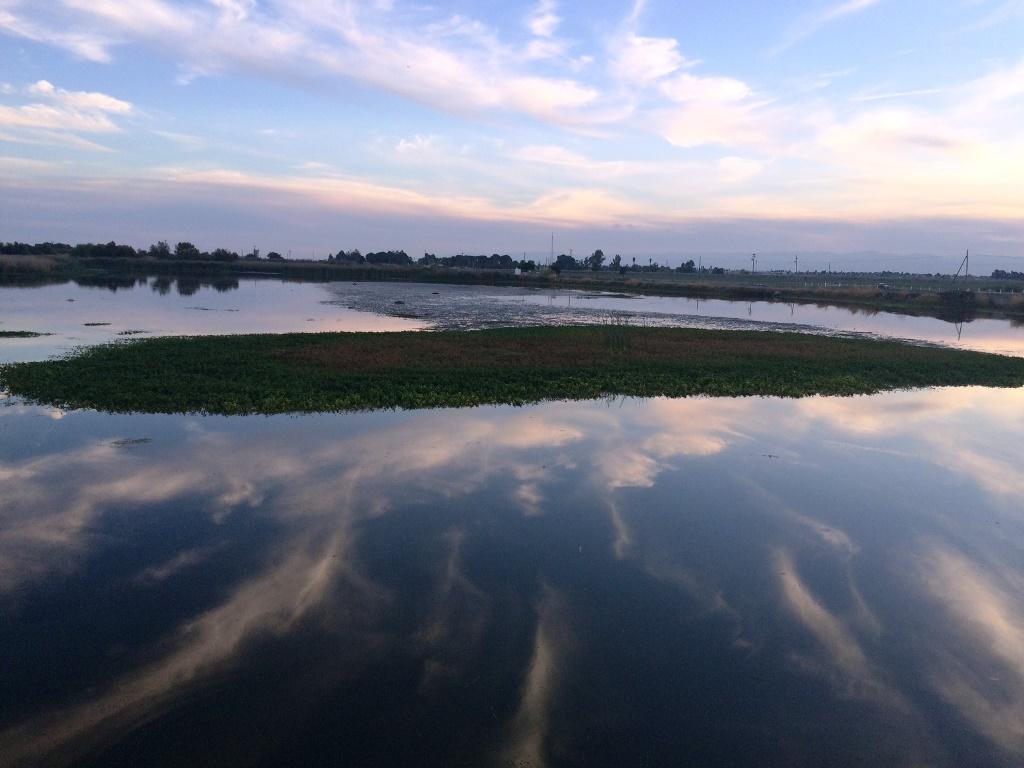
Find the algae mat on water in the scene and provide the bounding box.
[3,326,1023,414]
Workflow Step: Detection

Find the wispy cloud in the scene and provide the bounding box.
[772,0,885,55]
[0,79,132,151]
[0,1,1022,254]
[851,87,947,102]
[0,0,610,131]
[0,7,112,62]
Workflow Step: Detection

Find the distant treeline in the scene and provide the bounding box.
[330,250,539,271]
[1,242,75,256]
[991,270,1024,281]
[4,242,1022,280]
[546,250,720,275]
[0,240,248,261]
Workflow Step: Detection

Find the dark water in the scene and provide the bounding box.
[1,389,1023,766]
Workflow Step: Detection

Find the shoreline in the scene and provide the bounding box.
[3,254,1023,323]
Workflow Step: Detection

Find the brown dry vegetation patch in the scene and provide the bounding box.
[276,328,876,373]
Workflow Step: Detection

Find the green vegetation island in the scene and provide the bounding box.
[3,241,1024,322]
[3,327,1023,415]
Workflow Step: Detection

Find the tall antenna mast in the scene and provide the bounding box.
[751,252,756,273]
[550,233,554,266]
[794,254,798,274]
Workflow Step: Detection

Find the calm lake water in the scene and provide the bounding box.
[1,278,1024,766]
[2,276,1024,362]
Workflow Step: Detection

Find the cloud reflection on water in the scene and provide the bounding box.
[0,387,1022,765]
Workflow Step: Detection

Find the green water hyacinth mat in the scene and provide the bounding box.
[3,326,1023,415]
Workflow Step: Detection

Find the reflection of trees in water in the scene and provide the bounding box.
[67,275,242,296]
[176,277,201,296]
[211,278,239,293]
[151,276,173,295]
[72,276,148,292]
[147,276,239,296]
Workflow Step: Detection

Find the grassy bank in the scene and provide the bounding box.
[3,327,1022,414]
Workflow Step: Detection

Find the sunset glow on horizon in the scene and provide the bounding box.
[2,0,1023,265]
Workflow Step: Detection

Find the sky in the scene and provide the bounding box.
[1,0,1023,269]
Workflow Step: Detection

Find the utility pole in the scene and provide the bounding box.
[550,233,554,266]
[953,249,970,285]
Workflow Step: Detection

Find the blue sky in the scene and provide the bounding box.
[1,0,1023,267]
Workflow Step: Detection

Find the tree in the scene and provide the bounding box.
[174,241,201,260]
[365,250,411,265]
[70,241,138,259]
[587,249,605,271]
[676,259,696,273]
[553,253,579,271]
[210,248,239,262]
[335,248,364,264]
[610,254,622,270]
[266,251,284,261]
[148,241,172,259]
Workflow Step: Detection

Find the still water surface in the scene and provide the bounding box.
[3,276,1024,361]
[1,278,1023,766]
[1,390,1023,766]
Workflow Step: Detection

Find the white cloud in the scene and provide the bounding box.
[395,134,438,155]
[27,79,132,114]
[653,71,767,149]
[961,56,1024,111]
[0,78,132,155]
[610,34,683,84]
[661,73,751,104]
[62,0,193,36]
[0,0,608,132]
[524,38,566,61]
[0,9,112,62]
[658,102,766,149]
[0,0,1021,232]
[526,0,560,38]
[819,108,971,153]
